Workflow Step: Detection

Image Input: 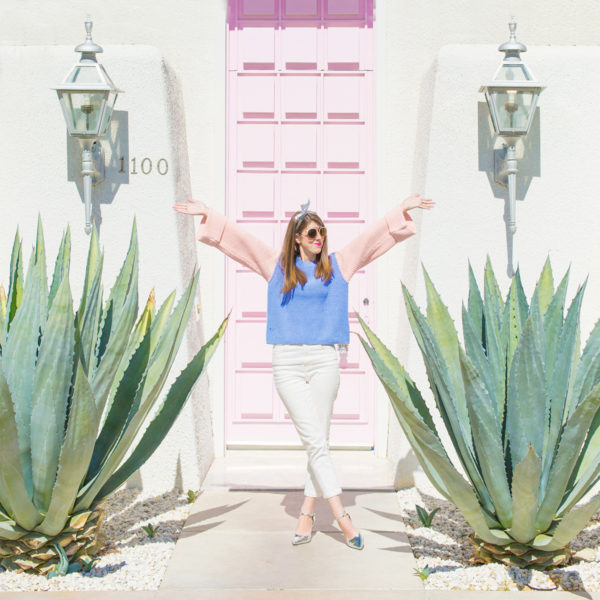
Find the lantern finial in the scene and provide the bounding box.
[75,19,103,58]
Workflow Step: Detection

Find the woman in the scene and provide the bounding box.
[173,193,434,550]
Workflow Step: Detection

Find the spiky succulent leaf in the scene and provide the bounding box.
[86,298,154,481]
[97,314,229,499]
[2,257,48,495]
[356,313,437,433]
[541,283,587,492]
[534,257,555,317]
[467,262,483,343]
[506,318,546,468]
[48,228,71,309]
[533,493,600,552]
[37,365,99,537]
[358,329,506,540]
[510,446,541,544]
[459,348,512,528]
[30,275,75,513]
[402,284,495,514]
[3,230,24,340]
[94,221,138,371]
[0,364,41,529]
[75,271,199,511]
[536,381,600,532]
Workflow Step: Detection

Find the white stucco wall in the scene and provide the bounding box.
[3,1,600,492]
[0,43,215,494]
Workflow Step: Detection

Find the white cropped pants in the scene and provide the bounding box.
[272,344,342,499]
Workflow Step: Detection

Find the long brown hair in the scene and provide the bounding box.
[280,211,333,294]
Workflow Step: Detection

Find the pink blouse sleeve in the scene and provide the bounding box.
[197,208,279,282]
[335,205,417,282]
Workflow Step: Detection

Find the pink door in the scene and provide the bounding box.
[226,0,375,447]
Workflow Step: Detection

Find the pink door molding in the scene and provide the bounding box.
[226,0,375,447]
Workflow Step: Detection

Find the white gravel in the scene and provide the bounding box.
[0,488,193,591]
[397,479,600,592]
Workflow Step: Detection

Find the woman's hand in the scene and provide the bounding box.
[173,199,209,223]
[400,193,435,212]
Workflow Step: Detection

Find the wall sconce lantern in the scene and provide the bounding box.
[53,20,122,234]
[479,20,544,236]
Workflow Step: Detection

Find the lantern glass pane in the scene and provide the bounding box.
[65,65,104,85]
[490,89,535,134]
[63,91,107,134]
[98,92,118,136]
[494,63,532,82]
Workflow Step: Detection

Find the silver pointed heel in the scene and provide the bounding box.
[335,511,364,550]
[292,511,316,546]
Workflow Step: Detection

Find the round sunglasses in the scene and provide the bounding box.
[302,227,327,239]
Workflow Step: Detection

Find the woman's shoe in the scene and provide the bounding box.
[335,511,364,550]
[292,511,316,546]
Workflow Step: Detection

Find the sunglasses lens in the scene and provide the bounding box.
[305,227,326,239]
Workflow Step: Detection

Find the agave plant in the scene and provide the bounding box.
[359,258,600,569]
[0,217,227,575]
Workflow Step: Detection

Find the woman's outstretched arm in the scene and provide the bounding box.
[335,193,434,282]
[174,199,279,282]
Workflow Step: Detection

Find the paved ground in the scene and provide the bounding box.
[1,451,598,598]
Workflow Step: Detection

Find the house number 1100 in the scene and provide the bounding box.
[119,157,169,175]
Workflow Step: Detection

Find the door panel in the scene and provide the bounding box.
[226,19,375,448]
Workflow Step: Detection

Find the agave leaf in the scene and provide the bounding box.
[533,493,600,552]
[75,255,104,375]
[147,290,177,356]
[462,305,498,413]
[358,332,504,537]
[357,329,453,500]
[356,313,436,433]
[540,283,587,492]
[558,446,600,517]
[90,265,138,415]
[423,268,468,425]
[75,272,199,510]
[534,257,554,317]
[483,256,504,334]
[541,268,569,382]
[467,262,484,344]
[102,289,155,419]
[570,319,600,417]
[49,227,71,309]
[403,285,495,514]
[481,273,506,425]
[459,347,512,527]
[2,257,48,495]
[510,446,541,543]
[0,520,28,541]
[3,231,24,341]
[502,270,529,368]
[87,301,154,481]
[97,315,228,499]
[76,224,101,342]
[535,381,600,532]
[30,275,75,513]
[556,282,586,422]
[0,363,42,529]
[94,221,138,369]
[37,364,99,536]
[506,318,546,469]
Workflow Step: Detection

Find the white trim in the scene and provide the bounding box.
[211,3,228,458]
[373,0,390,459]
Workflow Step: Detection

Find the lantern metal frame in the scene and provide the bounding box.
[479,20,544,237]
[53,20,122,234]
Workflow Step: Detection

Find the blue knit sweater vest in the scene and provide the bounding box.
[266,253,349,345]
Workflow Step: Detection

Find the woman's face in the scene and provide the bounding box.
[295,219,325,260]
